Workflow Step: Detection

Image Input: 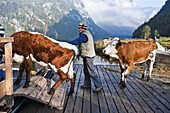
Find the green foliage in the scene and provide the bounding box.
[154,29,160,37]
[94,39,106,56]
[158,37,170,47]
[142,25,151,39]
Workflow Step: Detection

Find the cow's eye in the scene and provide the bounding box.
[112,44,115,46]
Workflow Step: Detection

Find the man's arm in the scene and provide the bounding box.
[70,34,88,45]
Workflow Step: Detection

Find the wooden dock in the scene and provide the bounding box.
[1,64,170,113]
[14,73,68,110]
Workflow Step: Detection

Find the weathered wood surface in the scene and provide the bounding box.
[14,73,68,110]
[2,64,170,113]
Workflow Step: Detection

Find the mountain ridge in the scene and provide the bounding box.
[132,0,170,38]
[0,0,110,41]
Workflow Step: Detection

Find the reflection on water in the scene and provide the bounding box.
[74,56,119,65]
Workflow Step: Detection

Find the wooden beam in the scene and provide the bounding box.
[5,42,14,108]
[0,63,5,70]
[0,37,14,43]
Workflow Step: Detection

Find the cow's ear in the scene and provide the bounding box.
[116,39,122,49]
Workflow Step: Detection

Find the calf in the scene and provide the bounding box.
[1,31,78,95]
[103,37,157,89]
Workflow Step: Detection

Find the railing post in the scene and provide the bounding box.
[5,42,14,108]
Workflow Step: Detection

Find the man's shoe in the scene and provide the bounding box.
[81,85,91,89]
[93,86,103,93]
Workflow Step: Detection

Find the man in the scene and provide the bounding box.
[70,21,103,92]
[0,24,5,81]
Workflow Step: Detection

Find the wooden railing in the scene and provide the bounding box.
[0,37,14,108]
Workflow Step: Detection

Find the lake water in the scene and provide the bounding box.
[74,56,115,65]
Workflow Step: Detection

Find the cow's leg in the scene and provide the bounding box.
[68,73,76,96]
[23,56,32,88]
[147,51,156,82]
[118,64,125,88]
[48,70,67,94]
[118,64,126,89]
[119,64,134,89]
[48,77,64,95]
[14,62,25,85]
[147,60,154,82]
[141,62,147,80]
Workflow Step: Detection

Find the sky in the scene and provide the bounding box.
[82,0,167,28]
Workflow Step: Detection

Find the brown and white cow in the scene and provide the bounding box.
[0,31,78,95]
[102,37,157,89]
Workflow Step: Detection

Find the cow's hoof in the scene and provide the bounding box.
[147,78,151,82]
[48,89,55,95]
[14,80,20,85]
[141,77,145,81]
[118,81,126,89]
[147,76,151,82]
[23,83,29,88]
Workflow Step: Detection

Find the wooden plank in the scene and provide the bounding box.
[38,79,55,104]
[101,65,127,113]
[49,84,67,110]
[14,76,41,96]
[0,37,14,43]
[5,42,13,95]
[14,74,68,110]
[0,80,6,99]
[132,69,170,103]
[97,65,119,113]
[0,64,5,70]
[64,65,81,113]
[95,65,113,113]
[104,65,146,113]
[23,76,45,96]
[5,42,14,107]
[59,84,68,109]
[73,65,84,113]
[131,69,170,108]
[29,71,49,98]
[82,87,91,113]
[108,65,154,113]
[31,79,47,99]
[91,84,100,113]
[112,65,163,113]
[128,70,170,112]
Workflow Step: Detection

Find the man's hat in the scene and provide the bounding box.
[78,21,87,29]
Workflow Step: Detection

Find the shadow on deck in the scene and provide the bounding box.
[1,64,170,113]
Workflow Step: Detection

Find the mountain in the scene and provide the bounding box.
[98,22,134,36]
[0,0,110,41]
[132,0,170,38]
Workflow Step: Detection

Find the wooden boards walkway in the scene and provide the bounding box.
[14,71,68,110]
[3,64,170,113]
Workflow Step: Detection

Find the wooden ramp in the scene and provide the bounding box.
[14,71,68,110]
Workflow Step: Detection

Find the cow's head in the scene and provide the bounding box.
[102,37,122,59]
